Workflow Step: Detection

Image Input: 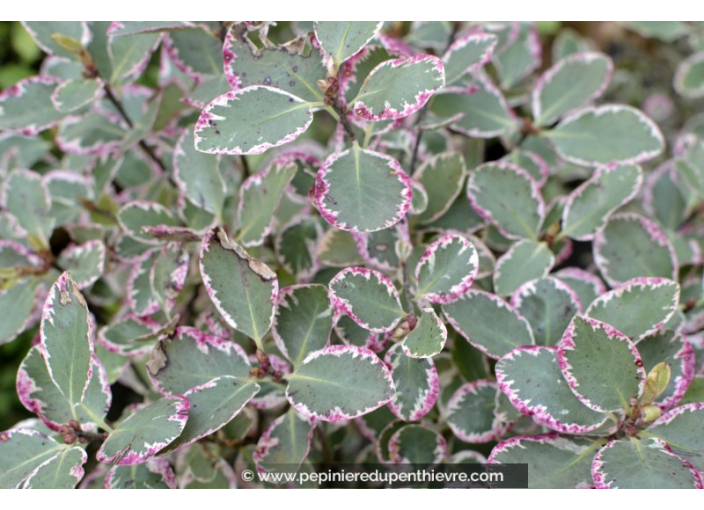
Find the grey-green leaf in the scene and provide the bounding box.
[494,240,555,296]
[314,21,382,66]
[254,407,314,475]
[402,307,447,358]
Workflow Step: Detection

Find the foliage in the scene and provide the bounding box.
[1,20,704,489]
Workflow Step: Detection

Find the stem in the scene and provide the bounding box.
[328,98,357,143]
[79,403,114,433]
[240,155,251,179]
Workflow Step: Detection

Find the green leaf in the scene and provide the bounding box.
[467,162,544,241]
[164,28,222,78]
[254,407,314,475]
[585,277,680,342]
[442,32,497,86]
[199,228,278,346]
[57,240,106,289]
[173,129,226,219]
[22,446,87,489]
[328,267,405,333]
[21,21,88,59]
[532,52,613,126]
[0,76,67,135]
[593,438,702,489]
[148,326,252,395]
[127,250,160,315]
[56,112,127,155]
[415,234,478,303]
[97,396,189,465]
[647,403,704,473]
[620,21,690,41]
[51,78,103,112]
[0,428,69,489]
[286,345,395,422]
[98,315,159,357]
[558,316,645,412]
[385,343,439,421]
[388,424,446,464]
[402,307,447,358]
[0,279,41,345]
[315,145,412,233]
[117,201,179,244]
[446,380,506,443]
[511,277,582,346]
[237,162,297,246]
[429,74,517,137]
[675,52,704,99]
[594,213,677,286]
[415,152,466,224]
[561,163,643,241]
[194,86,314,155]
[108,29,161,84]
[317,228,364,267]
[165,377,260,452]
[491,22,541,89]
[272,285,333,369]
[544,105,664,166]
[494,240,555,296]
[350,55,445,121]
[352,225,404,271]
[106,458,176,489]
[40,272,93,410]
[276,217,323,279]
[443,289,534,359]
[489,434,602,489]
[2,169,54,248]
[501,149,549,186]
[496,346,608,433]
[314,21,382,67]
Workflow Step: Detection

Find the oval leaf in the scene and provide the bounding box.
[402,307,447,358]
[446,380,506,443]
[385,343,439,422]
[494,240,555,296]
[315,21,382,67]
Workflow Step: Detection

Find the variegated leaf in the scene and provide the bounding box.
[117,201,179,244]
[674,52,704,99]
[494,240,555,296]
[402,307,447,359]
[446,380,507,443]
[315,21,383,67]
[415,234,478,303]
[254,407,314,474]
[415,152,466,224]
[442,32,497,86]
[57,240,106,289]
[0,76,67,135]
[2,169,54,248]
[385,343,439,422]
[0,429,74,489]
[388,424,446,464]
[51,78,103,112]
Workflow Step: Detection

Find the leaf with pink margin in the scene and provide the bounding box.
[375,420,406,464]
[272,285,333,369]
[352,224,406,271]
[388,424,447,465]
[585,277,680,342]
[493,240,555,296]
[592,438,703,489]
[18,347,111,431]
[385,343,439,422]
[127,250,160,316]
[176,443,238,489]
[224,24,327,103]
[334,314,384,352]
[442,32,497,86]
[149,242,189,315]
[97,396,189,466]
[0,428,73,488]
[492,22,541,90]
[442,289,535,360]
[415,151,466,224]
[199,228,277,346]
[675,52,704,99]
[488,434,603,489]
[402,307,447,359]
[51,78,103,113]
[162,376,260,453]
[0,279,42,346]
[532,51,613,126]
[285,345,395,423]
[0,76,68,136]
[1,169,54,249]
[173,129,226,219]
[315,145,412,233]
[553,267,605,309]
[40,272,93,409]
[21,445,87,489]
[328,267,405,333]
[340,45,393,105]
[647,403,704,473]
[276,216,323,280]
[108,26,163,84]
[105,458,177,489]
[558,316,645,412]
[237,161,297,247]
[117,201,180,245]
[163,28,222,79]
[194,86,314,156]
[501,149,549,187]
[254,407,315,475]
[317,228,364,267]
[140,225,201,244]
[429,73,518,138]
[350,54,445,121]
[147,326,251,395]
[99,315,161,357]
[315,21,383,67]
[467,161,544,241]
[511,277,583,346]
[21,21,89,59]
[561,163,643,241]
[543,105,665,167]
[446,380,508,443]
[593,213,678,287]
[638,329,695,411]
[56,240,105,290]
[415,234,478,303]
[56,112,127,156]
[496,345,608,434]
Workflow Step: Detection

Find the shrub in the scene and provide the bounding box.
[0,20,703,489]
